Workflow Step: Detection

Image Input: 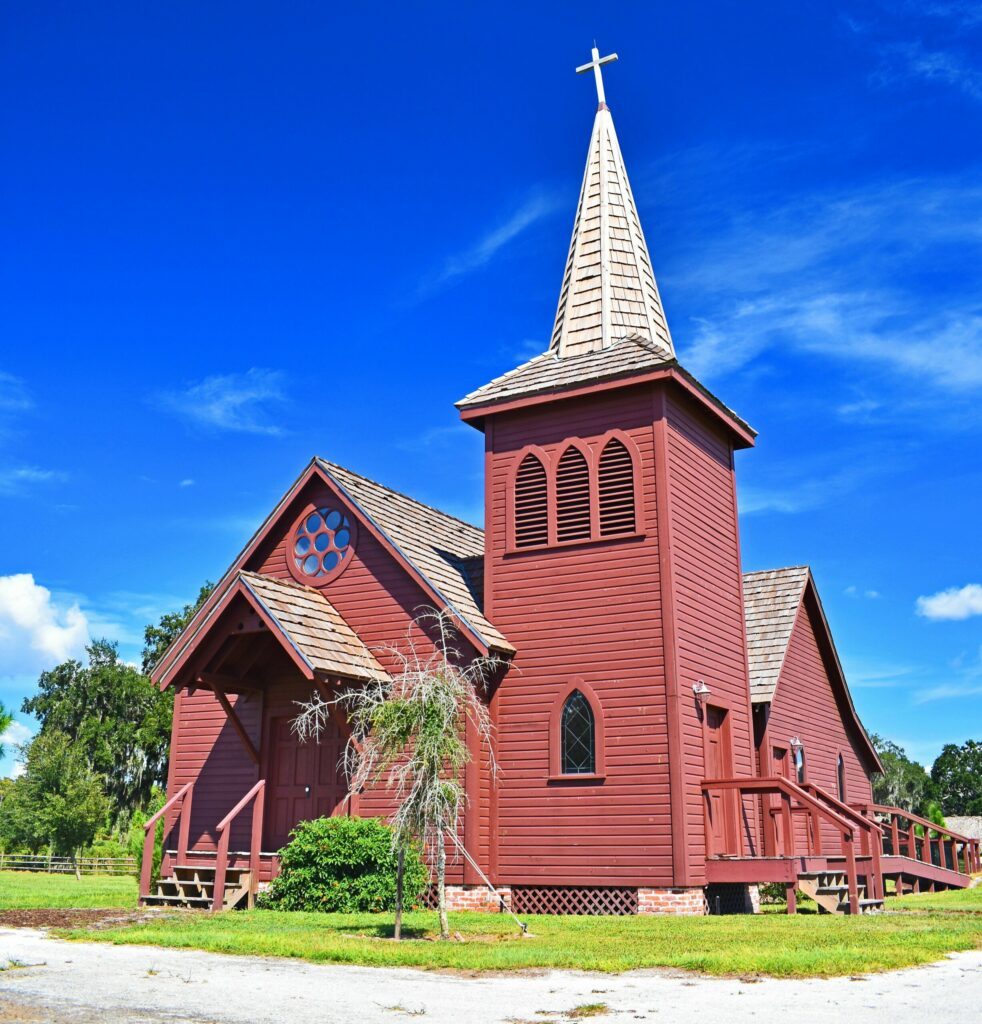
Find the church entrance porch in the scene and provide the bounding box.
[263,707,348,851]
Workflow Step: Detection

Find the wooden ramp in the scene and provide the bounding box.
[702,777,980,915]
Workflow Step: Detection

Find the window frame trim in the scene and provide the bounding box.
[507,444,553,551]
[505,432,646,554]
[548,678,606,782]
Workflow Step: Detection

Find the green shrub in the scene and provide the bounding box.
[258,817,429,913]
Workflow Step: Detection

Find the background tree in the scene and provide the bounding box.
[142,581,214,674]
[294,608,499,940]
[0,730,108,876]
[931,740,982,815]
[870,734,935,814]
[0,700,12,760]
[22,640,171,827]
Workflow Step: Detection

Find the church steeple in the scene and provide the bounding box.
[550,47,675,360]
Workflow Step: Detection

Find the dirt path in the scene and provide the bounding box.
[0,927,980,1024]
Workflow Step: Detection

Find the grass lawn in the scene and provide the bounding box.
[0,870,138,910]
[62,884,982,978]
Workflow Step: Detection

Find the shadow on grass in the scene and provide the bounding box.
[357,924,431,940]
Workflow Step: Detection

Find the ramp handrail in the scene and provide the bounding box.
[801,782,884,899]
[853,803,980,874]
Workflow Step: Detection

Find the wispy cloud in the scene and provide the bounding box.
[845,585,881,599]
[667,172,982,407]
[913,682,982,703]
[874,40,982,103]
[0,372,32,416]
[418,191,562,298]
[157,368,288,436]
[0,466,66,496]
[179,478,195,488]
[916,583,982,620]
[738,462,875,515]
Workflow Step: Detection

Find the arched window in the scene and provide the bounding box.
[837,754,846,802]
[556,445,592,542]
[514,452,548,548]
[561,689,596,774]
[598,437,636,536]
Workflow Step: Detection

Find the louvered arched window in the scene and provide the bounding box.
[561,690,595,775]
[514,452,549,548]
[598,438,636,536]
[837,754,847,802]
[556,445,592,542]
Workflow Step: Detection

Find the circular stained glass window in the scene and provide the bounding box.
[289,505,356,583]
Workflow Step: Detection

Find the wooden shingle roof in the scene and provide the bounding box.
[458,96,675,413]
[550,104,674,360]
[239,571,388,682]
[742,566,810,703]
[457,336,672,410]
[316,459,515,655]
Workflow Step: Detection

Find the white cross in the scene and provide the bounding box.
[576,45,618,106]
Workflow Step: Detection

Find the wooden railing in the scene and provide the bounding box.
[702,776,882,913]
[213,779,265,913]
[853,803,981,876]
[801,782,885,899]
[140,780,194,902]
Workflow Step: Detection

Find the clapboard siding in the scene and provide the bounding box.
[486,385,673,886]
[763,592,874,850]
[664,394,756,885]
[164,473,490,883]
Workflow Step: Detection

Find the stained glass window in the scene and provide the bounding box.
[292,506,354,581]
[561,690,595,775]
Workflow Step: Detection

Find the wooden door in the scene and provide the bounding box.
[265,715,347,851]
[704,706,734,856]
[771,747,790,855]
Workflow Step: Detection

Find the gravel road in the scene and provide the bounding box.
[0,927,979,1024]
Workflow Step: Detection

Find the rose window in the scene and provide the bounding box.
[291,507,355,581]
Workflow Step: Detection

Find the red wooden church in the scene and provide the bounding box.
[144,48,979,916]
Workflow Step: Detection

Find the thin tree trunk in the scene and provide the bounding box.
[394,845,405,941]
[436,828,449,940]
[72,851,81,882]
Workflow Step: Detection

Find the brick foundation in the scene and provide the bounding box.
[441,884,512,912]
[637,887,709,916]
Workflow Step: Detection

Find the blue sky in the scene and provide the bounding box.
[2,1,981,776]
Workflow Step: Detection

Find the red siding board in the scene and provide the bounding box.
[762,594,874,851]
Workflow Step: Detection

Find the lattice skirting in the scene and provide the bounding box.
[510,885,639,916]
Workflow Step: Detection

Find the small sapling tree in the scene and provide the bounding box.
[293,607,499,940]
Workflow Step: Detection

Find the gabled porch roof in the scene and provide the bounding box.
[156,570,388,689]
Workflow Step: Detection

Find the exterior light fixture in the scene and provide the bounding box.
[692,679,711,704]
[790,736,804,755]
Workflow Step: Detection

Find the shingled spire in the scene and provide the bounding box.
[550,47,675,360]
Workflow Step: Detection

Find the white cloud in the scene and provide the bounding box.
[157,368,288,436]
[0,372,32,415]
[913,682,982,703]
[0,720,32,751]
[875,41,982,104]
[0,466,66,496]
[916,583,982,620]
[179,478,195,488]
[0,574,89,676]
[666,172,982,406]
[419,191,562,296]
[845,586,882,599]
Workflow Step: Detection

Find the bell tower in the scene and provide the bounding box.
[457,47,758,909]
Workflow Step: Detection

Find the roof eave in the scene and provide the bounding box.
[458,361,756,448]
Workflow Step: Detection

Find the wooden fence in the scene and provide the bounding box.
[0,853,137,876]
